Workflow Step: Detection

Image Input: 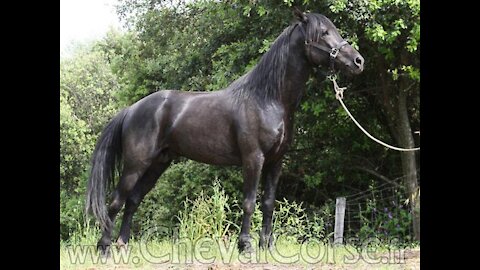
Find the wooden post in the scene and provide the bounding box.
[334,197,346,245]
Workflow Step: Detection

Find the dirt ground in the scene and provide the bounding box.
[175,249,419,269]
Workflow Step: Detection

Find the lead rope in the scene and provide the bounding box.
[327,75,420,152]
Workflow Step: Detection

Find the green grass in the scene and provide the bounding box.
[60,233,419,269]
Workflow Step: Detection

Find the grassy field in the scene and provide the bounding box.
[60,234,419,269]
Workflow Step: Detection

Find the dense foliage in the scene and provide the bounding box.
[60,0,420,243]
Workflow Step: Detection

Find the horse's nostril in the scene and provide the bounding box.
[354,56,364,68]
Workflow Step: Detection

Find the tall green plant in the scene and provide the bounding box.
[176,179,235,241]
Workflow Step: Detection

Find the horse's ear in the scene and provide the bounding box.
[292,6,308,23]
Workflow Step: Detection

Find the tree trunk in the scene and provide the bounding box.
[397,82,420,241]
[376,57,420,241]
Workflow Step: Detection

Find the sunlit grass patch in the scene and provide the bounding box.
[61,233,418,270]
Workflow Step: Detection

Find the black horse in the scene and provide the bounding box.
[86,9,364,255]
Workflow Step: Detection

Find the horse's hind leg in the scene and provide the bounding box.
[116,161,171,247]
[97,163,149,255]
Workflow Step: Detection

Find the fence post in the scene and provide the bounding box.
[334,197,346,245]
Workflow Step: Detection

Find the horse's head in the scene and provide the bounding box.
[294,8,364,75]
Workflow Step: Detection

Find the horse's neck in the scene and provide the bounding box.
[279,33,312,115]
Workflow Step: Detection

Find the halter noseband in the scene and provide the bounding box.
[297,22,349,73]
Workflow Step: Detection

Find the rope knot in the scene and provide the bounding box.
[327,74,347,100]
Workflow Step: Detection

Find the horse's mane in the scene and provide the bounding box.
[227,24,295,105]
[227,13,329,105]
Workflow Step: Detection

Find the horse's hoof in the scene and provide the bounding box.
[97,244,111,257]
[259,233,275,250]
[238,238,255,254]
[239,244,255,254]
[116,238,128,250]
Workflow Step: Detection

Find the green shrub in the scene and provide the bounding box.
[357,197,413,243]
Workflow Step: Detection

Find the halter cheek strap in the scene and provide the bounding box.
[297,23,349,72]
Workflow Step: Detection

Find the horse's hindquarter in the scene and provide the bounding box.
[166,91,242,165]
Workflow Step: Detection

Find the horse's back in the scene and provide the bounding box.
[121,90,242,165]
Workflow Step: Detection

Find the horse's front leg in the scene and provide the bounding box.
[238,151,265,253]
[259,160,282,249]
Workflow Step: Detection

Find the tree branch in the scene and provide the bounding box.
[352,166,403,188]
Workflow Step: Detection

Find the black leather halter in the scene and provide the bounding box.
[297,22,349,73]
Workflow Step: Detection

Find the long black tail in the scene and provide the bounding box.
[85,108,128,231]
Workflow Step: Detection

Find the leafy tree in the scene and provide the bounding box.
[60,43,121,239]
[60,46,121,134]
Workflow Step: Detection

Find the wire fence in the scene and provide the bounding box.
[328,173,419,244]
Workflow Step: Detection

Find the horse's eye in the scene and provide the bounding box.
[322,30,329,36]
